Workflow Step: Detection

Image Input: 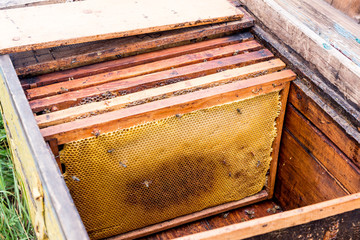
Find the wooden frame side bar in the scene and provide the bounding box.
[266,81,290,198]
[0,55,88,240]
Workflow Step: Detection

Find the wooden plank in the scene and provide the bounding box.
[274,0,360,67]
[144,200,281,240]
[144,220,210,240]
[266,82,289,199]
[26,40,263,99]
[29,49,275,113]
[0,0,244,54]
[332,0,360,18]
[47,139,61,173]
[13,13,254,78]
[173,193,360,240]
[21,32,254,89]
[107,191,268,240]
[36,59,286,128]
[244,208,360,240]
[0,117,46,239]
[252,25,360,135]
[40,69,296,144]
[285,104,360,194]
[205,201,282,230]
[275,130,348,210]
[0,0,65,9]
[242,0,360,106]
[0,55,89,239]
[289,83,360,169]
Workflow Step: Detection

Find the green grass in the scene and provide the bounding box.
[0,114,35,240]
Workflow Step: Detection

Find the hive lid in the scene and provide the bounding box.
[0,0,243,54]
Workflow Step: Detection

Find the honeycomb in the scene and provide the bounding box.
[60,91,281,239]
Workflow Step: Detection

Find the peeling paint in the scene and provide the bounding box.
[322,43,331,50]
[334,23,356,40]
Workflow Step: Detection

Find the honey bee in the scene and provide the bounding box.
[71,176,80,182]
[92,129,101,137]
[143,180,152,188]
[256,160,261,167]
[119,162,127,168]
[60,87,69,92]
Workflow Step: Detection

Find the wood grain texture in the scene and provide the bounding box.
[289,83,360,169]
[275,130,348,210]
[242,0,360,106]
[252,25,360,136]
[285,104,360,194]
[47,138,61,173]
[0,0,243,54]
[26,41,263,99]
[331,0,360,18]
[21,32,254,89]
[107,191,268,240]
[245,208,360,240]
[13,14,254,78]
[0,0,65,9]
[174,193,360,240]
[36,59,286,128]
[29,49,275,113]
[266,82,289,199]
[143,200,282,240]
[274,0,360,67]
[0,55,89,239]
[40,70,296,144]
[204,201,282,230]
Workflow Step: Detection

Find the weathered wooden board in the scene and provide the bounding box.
[35,59,286,128]
[275,129,348,210]
[0,55,88,240]
[242,0,360,107]
[274,0,360,67]
[29,49,275,113]
[285,104,360,194]
[26,41,263,100]
[40,70,295,144]
[252,25,360,137]
[332,0,360,18]
[12,13,254,77]
[108,192,269,240]
[0,0,243,54]
[21,32,254,89]
[142,200,282,240]
[174,193,360,240]
[0,0,64,9]
[289,83,360,169]
[244,208,360,240]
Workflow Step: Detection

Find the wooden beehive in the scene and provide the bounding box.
[0,0,359,239]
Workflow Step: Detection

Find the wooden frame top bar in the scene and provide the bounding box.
[41,70,296,144]
[0,0,243,54]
